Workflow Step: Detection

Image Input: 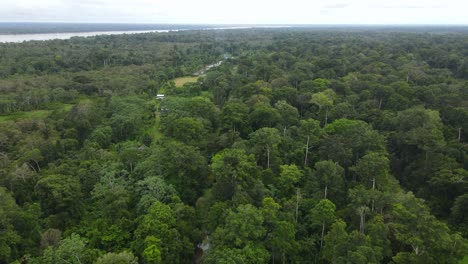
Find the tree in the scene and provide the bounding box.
[110,97,147,141]
[34,174,83,228]
[91,171,131,221]
[162,117,208,146]
[21,148,43,172]
[356,205,370,233]
[205,244,270,264]
[143,236,162,264]
[249,103,281,130]
[116,141,142,173]
[351,152,392,212]
[393,106,445,158]
[249,128,282,169]
[211,148,259,201]
[262,197,298,263]
[352,152,390,189]
[133,201,192,263]
[322,220,348,262]
[33,234,95,264]
[310,89,336,126]
[390,192,468,263]
[96,251,138,264]
[150,141,208,203]
[208,204,270,263]
[320,119,385,167]
[451,194,468,237]
[0,187,21,263]
[312,160,345,200]
[267,221,297,264]
[212,204,266,248]
[367,215,392,261]
[66,100,102,142]
[274,100,299,130]
[322,220,383,264]
[310,199,336,249]
[298,119,323,166]
[136,176,177,213]
[41,229,62,249]
[90,126,112,149]
[7,162,37,205]
[188,96,220,130]
[276,164,303,199]
[220,100,249,134]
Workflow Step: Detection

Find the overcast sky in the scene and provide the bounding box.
[1,0,467,24]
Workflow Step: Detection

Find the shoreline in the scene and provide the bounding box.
[0,26,290,43]
[0,29,179,43]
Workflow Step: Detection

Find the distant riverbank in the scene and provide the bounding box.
[0,23,287,43]
[0,27,247,43]
[0,29,178,43]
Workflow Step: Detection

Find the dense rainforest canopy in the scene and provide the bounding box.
[0,27,467,263]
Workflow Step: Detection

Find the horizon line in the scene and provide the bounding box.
[1,22,468,26]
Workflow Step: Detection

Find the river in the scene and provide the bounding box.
[0,26,290,43]
[0,29,179,43]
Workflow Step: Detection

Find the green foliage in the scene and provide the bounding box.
[149,140,208,203]
[96,251,138,264]
[310,199,336,227]
[276,164,303,198]
[134,201,192,263]
[395,106,446,151]
[205,244,270,264]
[351,152,391,189]
[163,116,207,145]
[212,204,266,248]
[249,103,281,130]
[0,187,21,263]
[311,160,345,200]
[34,174,83,228]
[208,204,271,263]
[32,234,98,264]
[110,97,148,141]
[90,126,112,148]
[91,171,131,220]
[136,176,177,213]
[249,127,282,168]
[221,100,250,134]
[275,100,299,127]
[320,118,385,167]
[390,192,468,263]
[143,236,162,264]
[1,28,467,264]
[323,220,383,264]
[211,148,259,201]
[451,194,468,237]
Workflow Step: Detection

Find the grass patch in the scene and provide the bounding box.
[0,110,51,123]
[173,76,199,87]
[152,114,164,141]
[460,256,468,264]
[145,100,164,141]
[0,102,75,123]
[143,112,164,142]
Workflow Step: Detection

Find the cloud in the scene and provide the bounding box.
[0,0,467,24]
[324,3,350,9]
[382,4,440,9]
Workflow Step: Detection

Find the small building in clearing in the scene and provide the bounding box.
[156,94,165,100]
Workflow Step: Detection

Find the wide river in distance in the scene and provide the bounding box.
[0,26,265,43]
[0,29,182,43]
